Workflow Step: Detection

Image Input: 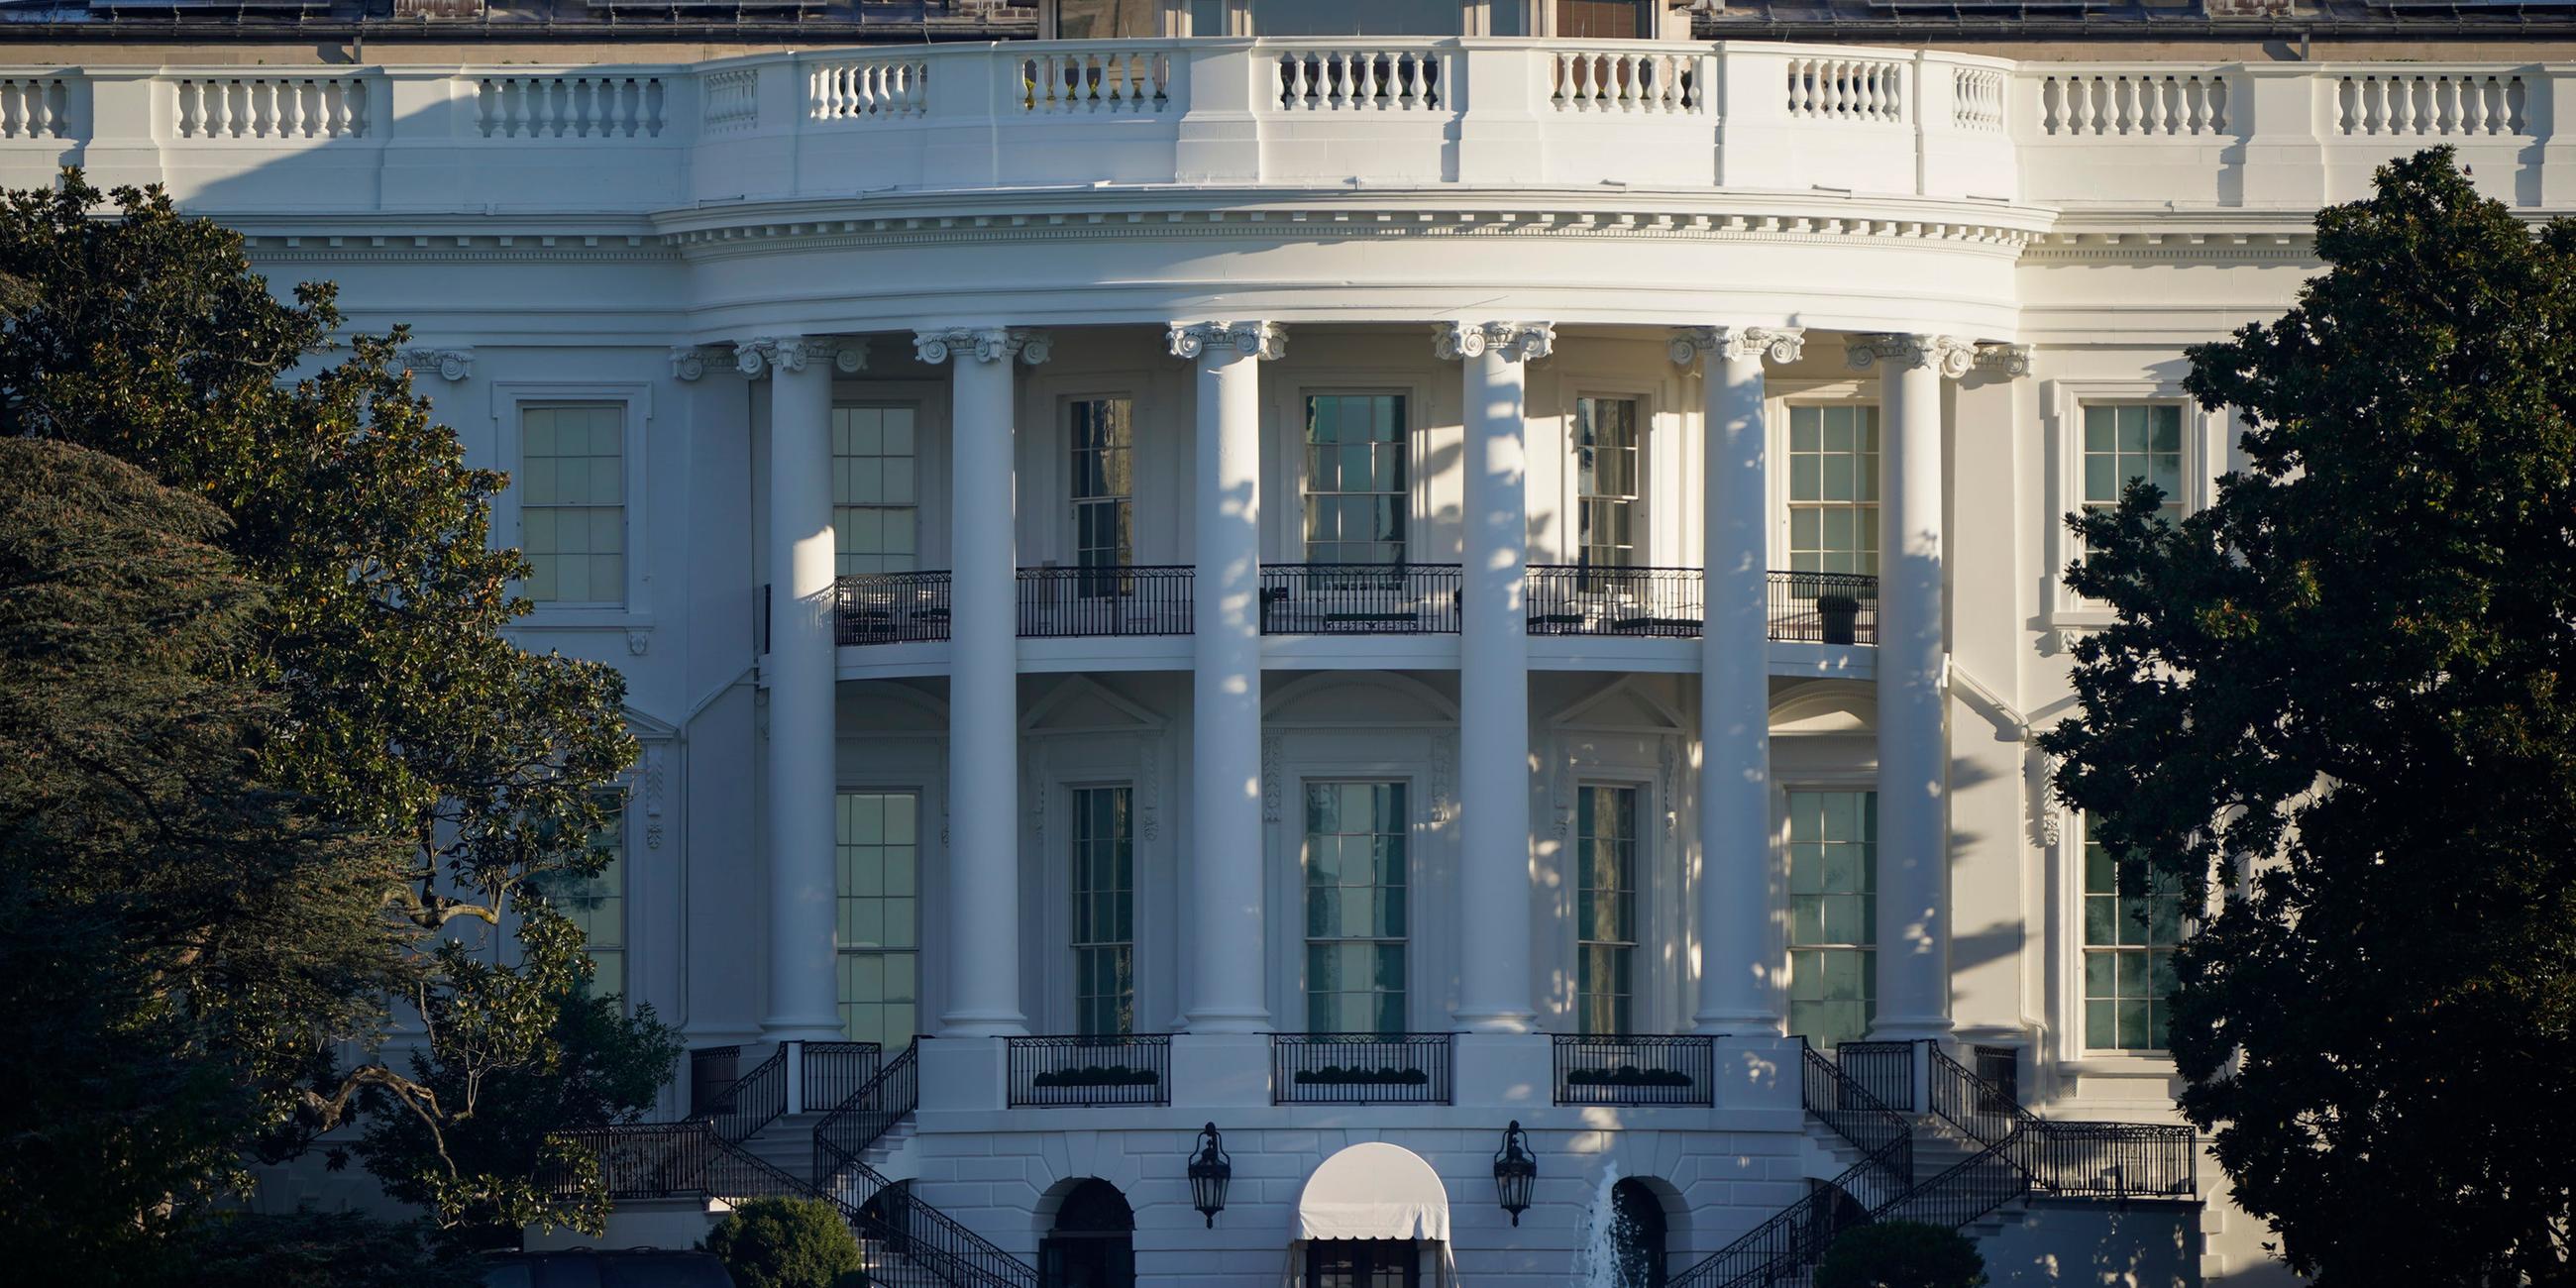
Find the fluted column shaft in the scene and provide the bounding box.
[1677,326,1804,1035]
[752,336,858,1043]
[1442,320,1552,1033]
[917,326,1049,1038]
[1172,321,1284,1032]
[1850,332,1971,1043]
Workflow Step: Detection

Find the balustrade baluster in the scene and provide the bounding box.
[211,81,235,139]
[2445,76,2467,135]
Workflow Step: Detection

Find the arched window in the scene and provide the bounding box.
[1041,1180,1135,1288]
[1608,1179,1669,1288]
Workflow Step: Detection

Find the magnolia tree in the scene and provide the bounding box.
[0,172,675,1260]
[2042,148,2576,1283]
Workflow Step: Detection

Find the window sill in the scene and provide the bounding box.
[2058,1053,2179,1079]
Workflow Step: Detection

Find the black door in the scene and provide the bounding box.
[1304,1239,1422,1288]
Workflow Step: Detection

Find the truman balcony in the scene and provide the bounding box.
[822,566,1876,647]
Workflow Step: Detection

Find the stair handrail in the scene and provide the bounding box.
[1869,1132,2035,1232]
[1667,1153,1876,1288]
[697,1130,1039,1288]
[812,1036,920,1185]
[705,1042,790,1143]
[1800,1039,1913,1190]
[1927,1044,2197,1199]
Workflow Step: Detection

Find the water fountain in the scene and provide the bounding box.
[1571,1161,1651,1288]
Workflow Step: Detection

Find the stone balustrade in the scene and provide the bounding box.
[6,45,2573,215]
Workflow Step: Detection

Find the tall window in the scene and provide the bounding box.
[835,792,919,1046]
[2082,404,2186,524]
[1786,405,1879,578]
[1305,782,1408,1033]
[1788,790,1877,1049]
[545,799,627,1002]
[1070,398,1134,593]
[1071,786,1135,1036]
[833,406,918,576]
[520,403,625,604]
[1575,397,1642,570]
[1303,394,1408,564]
[2083,828,2183,1052]
[1575,785,1640,1034]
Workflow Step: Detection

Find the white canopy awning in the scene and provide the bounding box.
[1295,1142,1451,1242]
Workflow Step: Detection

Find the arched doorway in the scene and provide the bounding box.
[1606,1178,1669,1288]
[1295,1142,1449,1288]
[1039,1179,1134,1288]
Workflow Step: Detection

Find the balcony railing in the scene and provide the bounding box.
[1527,564,1702,637]
[837,570,951,644]
[827,566,1879,646]
[1259,563,1462,635]
[1551,1033,1717,1107]
[1005,1033,1173,1108]
[801,1040,882,1114]
[1271,1032,1454,1105]
[1767,570,1879,646]
[1017,565,1192,638]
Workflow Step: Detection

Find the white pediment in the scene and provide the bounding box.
[1263,672,1458,724]
[1770,680,1878,735]
[1550,676,1687,733]
[1022,675,1166,733]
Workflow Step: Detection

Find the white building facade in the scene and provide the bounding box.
[12,0,2538,1280]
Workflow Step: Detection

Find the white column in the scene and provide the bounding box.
[1848,332,1973,1043]
[748,335,866,1043]
[1439,320,1552,1034]
[1170,320,1285,1032]
[1674,325,1804,1035]
[915,326,1050,1038]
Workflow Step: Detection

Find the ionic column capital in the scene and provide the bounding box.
[1435,320,1556,364]
[401,346,474,382]
[1845,333,1977,379]
[1974,343,2033,378]
[1669,326,1805,368]
[913,326,1052,367]
[731,335,867,378]
[1167,320,1287,361]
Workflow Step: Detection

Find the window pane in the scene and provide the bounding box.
[1071,787,1136,1034]
[838,791,921,1046]
[1303,396,1407,563]
[1574,785,1639,1034]
[521,404,625,604]
[1305,782,1407,1031]
[1787,790,1876,1048]
[1786,406,1879,579]
[835,406,921,578]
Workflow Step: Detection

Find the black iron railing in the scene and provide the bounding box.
[818,1150,1041,1288]
[1767,570,1879,645]
[690,1044,743,1119]
[1006,1034,1172,1108]
[838,572,952,644]
[1802,1041,1913,1191]
[1836,1040,1918,1111]
[1876,1137,2034,1232]
[548,1121,716,1201]
[813,1038,920,1186]
[1526,565,1703,637]
[1271,1032,1453,1105]
[1669,1157,1876,1288]
[709,1043,789,1143]
[1973,1044,2021,1115]
[1551,1034,1716,1107]
[1016,565,1192,637]
[1926,1044,2197,1199]
[802,1041,882,1116]
[1259,563,1461,635]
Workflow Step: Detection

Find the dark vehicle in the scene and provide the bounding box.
[480,1248,736,1288]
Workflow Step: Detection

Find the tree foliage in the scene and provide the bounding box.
[1813,1221,1986,1288]
[0,439,413,1277]
[2040,147,2576,1285]
[0,171,652,1246]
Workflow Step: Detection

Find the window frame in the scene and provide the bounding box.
[2043,378,2230,633]
[2051,810,2205,1073]
[1068,782,1138,1037]
[1063,392,1138,580]
[1779,399,1883,580]
[833,788,925,1048]
[832,401,927,578]
[490,382,652,627]
[1572,781,1643,1035]
[1569,391,1650,572]
[1298,778,1414,1034]
[1287,384,1423,566]
[1782,785,1879,1050]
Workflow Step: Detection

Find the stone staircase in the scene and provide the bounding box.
[1674,1040,2198,1288]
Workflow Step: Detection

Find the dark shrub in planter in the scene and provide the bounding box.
[1565,1064,1693,1088]
[1814,1220,1986,1288]
[701,1196,862,1288]
[1293,1065,1430,1086]
[1031,1064,1161,1089]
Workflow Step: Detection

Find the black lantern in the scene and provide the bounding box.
[1187,1123,1233,1229]
[1492,1121,1537,1227]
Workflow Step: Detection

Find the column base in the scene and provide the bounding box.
[1869,1016,1956,1043]
[1693,1012,1786,1038]
[758,1018,848,1045]
[1449,1009,1538,1034]
[937,1009,1030,1039]
[1181,1007,1274,1035]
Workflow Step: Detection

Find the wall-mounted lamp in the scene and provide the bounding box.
[1493,1120,1537,1227]
[1188,1123,1233,1229]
